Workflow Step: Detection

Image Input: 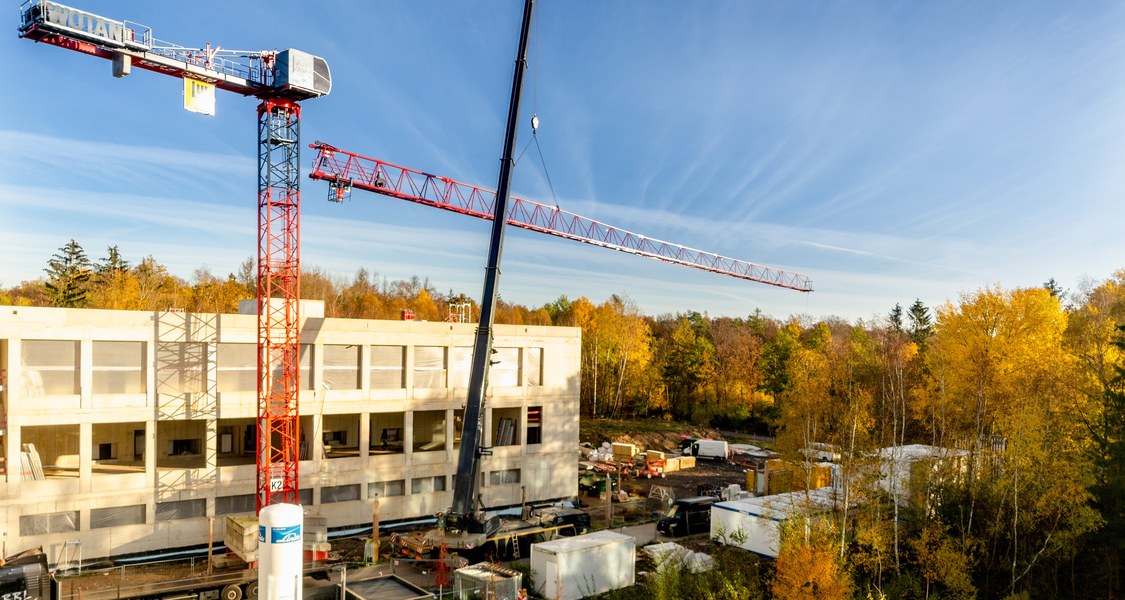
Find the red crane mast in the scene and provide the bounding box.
[18,0,331,512]
[309,143,814,292]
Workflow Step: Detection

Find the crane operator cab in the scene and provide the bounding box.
[656,496,715,537]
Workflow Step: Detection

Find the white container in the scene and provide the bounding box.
[258,503,303,600]
[710,488,837,558]
[530,530,635,600]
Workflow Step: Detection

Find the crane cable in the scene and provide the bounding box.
[512,10,561,211]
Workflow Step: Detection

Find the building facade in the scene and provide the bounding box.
[0,304,580,562]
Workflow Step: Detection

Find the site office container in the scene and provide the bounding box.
[529,531,635,600]
[710,488,838,558]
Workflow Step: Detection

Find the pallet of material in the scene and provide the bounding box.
[225,516,259,563]
[663,457,680,473]
[648,450,666,461]
[679,456,696,470]
[611,442,638,461]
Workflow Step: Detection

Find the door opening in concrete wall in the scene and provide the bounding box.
[92,421,145,475]
[322,413,360,459]
[413,410,447,453]
[370,411,405,455]
[157,419,206,469]
[21,423,79,479]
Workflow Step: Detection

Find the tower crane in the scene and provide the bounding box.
[18,0,331,512]
[308,0,811,552]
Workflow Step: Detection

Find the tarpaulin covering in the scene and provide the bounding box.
[321,484,360,503]
[323,344,360,390]
[19,510,78,535]
[490,347,520,387]
[92,341,145,394]
[527,347,543,386]
[90,504,145,529]
[21,339,79,395]
[413,346,446,388]
[157,499,206,521]
[369,345,405,389]
[217,343,256,392]
[448,347,471,388]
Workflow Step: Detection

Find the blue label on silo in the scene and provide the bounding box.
[258,525,266,543]
[271,524,301,543]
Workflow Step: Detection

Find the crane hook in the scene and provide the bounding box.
[530,114,539,133]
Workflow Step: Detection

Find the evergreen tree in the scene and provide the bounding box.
[1043,277,1065,301]
[889,303,904,332]
[907,299,932,346]
[96,245,130,275]
[44,239,92,307]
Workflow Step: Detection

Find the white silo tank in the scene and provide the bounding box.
[258,503,303,600]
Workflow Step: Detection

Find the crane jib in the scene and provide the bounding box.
[308,154,814,293]
[22,1,150,51]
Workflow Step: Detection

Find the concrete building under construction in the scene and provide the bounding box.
[0,303,580,562]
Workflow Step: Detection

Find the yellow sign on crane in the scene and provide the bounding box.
[183,77,216,115]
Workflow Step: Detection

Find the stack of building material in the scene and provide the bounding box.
[496,418,516,446]
[648,450,666,461]
[611,442,637,461]
[644,541,716,574]
[225,516,259,564]
[664,457,681,473]
[679,456,696,470]
[21,444,44,480]
[304,515,330,561]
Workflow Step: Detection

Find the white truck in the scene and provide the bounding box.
[680,438,730,461]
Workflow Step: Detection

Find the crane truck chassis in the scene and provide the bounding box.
[0,547,337,600]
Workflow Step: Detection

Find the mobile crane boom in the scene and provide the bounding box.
[310,0,812,550]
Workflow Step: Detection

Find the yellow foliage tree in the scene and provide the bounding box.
[773,518,852,600]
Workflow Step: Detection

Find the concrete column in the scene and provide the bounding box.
[146,338,156,409]
[79,339,93,409]
[3,339,17,491]
[445,409,455,454]
[521,405,528,457]
[358,412,370,459]
[359,345,370,391]
[145,419,156,485]
[205,418,217,470]
[403,411,414,463]
[404,345,414,394]
[79,421,92,493]
[6,416,20,495]
[311,414,324,464]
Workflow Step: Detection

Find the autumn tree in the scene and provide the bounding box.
[708,316,768,431]
[659,314,715,422]
[773,517,852,600]
[925,286,1099,596]
[1065,272,1125,595]
[44,239,92,307]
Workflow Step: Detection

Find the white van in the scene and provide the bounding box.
[681,438,729,461]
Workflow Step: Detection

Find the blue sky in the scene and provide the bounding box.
[3,1,1123,322]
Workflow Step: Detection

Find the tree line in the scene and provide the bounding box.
[5,240,1125,597]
